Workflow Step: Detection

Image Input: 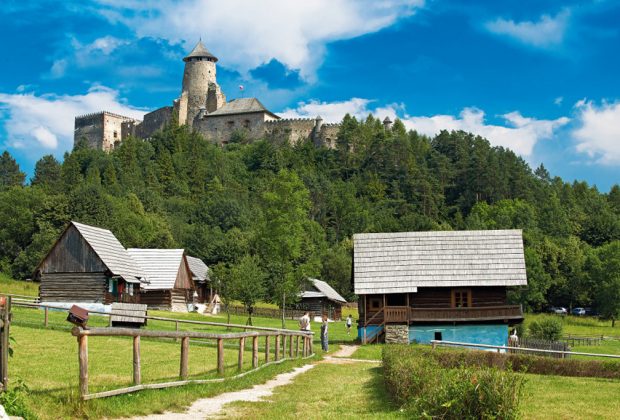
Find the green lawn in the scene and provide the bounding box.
[525,313,620,337]
[0,273,38,297]
[221,362,405,419]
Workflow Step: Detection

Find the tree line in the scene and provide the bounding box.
[1,115,619,324]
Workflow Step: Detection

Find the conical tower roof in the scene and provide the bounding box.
[183,40,218,62]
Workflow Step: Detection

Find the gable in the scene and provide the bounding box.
[37,224,107,274]
[174,256,194,290]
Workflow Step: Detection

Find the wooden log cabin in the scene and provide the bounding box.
[34,221,146,305]
[186,256,210,304]
[127,249,194,312]
[299,278,347,320]
[354,230,527,345]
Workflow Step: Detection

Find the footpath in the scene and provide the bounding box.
[131,345,379,419]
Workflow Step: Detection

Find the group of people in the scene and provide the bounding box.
[298,312,354,352]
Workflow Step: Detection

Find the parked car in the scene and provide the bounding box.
[571,307,586,316]
[549,306,567,315]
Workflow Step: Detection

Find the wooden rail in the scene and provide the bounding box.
[430,340,620,359]
[410,305,523,322]
[71,326,314,400]
[13,301,307,335]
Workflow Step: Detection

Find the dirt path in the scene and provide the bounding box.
[131,345,375,419]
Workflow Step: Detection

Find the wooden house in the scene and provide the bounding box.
[354,230,527,345]
[299,278,347,320]
[186,256,210,303]
[34,221,146,305]
[127,249,194,312]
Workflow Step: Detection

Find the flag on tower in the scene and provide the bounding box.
[239,85,244,91]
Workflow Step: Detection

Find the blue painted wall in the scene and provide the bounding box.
[358,325,383,341]
[409,324,509,347]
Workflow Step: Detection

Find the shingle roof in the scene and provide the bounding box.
[187,256,209,282]
[206,98,278,117]
[127,249,185,290]
[353,230,527,295]
[302,278,347,303]
[71,221,146,283]
[183,40,218,62]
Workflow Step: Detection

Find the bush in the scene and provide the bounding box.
[383,345,525,419]
[528,316,563,340]
[0,379,35,419]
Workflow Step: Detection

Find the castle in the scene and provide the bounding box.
[74,41,393,150]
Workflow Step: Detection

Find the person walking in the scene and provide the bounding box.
[346,314,353,335]
[299,311,311,332]
[320,314,329,352]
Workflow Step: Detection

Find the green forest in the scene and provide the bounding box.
[1,115,619,319]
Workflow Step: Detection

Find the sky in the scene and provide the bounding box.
[0,0,619,191]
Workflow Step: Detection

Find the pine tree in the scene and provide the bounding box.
[0,150,26,188]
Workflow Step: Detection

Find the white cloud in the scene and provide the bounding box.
[0,86,145,154]
[554,96,564,106]
[93,0,424,79]
[280,99,569,157]
[485,10,570,48]
[573,100,620,165]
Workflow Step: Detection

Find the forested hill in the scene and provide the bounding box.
[1,115,619,314]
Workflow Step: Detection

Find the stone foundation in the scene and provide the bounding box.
[385,324,409,344]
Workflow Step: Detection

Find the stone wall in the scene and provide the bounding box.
[264,118,316,145]
[74,113,104,150]
[316,123,340,149]
[385,324,409,344]
[181,58,217,126]
[194,112,278,145]
[138,106,173,138]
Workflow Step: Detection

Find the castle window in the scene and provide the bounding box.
[243,119,250,128]
[113,131,118,139]
[227,121,234,129]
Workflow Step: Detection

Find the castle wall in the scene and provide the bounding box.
[101,113,129,151]
[194,112,278,145]
[74,113,104,150]
[264,119,316,145]
[138,106,173,138]
[317,124,340,149]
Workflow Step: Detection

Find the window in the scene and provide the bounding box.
[243,119,250,129]
[452,289,472,308]
[434,331,442,341]
[128,283,134,296]
[369,297,381,310]
[108,279,118,295]
[227,121,234,129]
[113,131,118,139]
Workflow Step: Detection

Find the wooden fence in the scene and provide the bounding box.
[561,334,604,346]
[430,340,620,360]
[71,326,313,400]
[0,296,10,391]
[226,304,308,320]
[515,337,570,358]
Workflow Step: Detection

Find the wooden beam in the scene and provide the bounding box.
[295,335,299,357]
[217,338,224,376]
[275,335,280,361]
[288,335,293,358]
[264,335,270,362]
[180,337,189,380]
[238,337,245,371]
[252,336,258,369]
[78,335,88,398]
[133,336,141,385]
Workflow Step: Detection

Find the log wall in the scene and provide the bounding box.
[40,272,107,302]
[140,290,171,310]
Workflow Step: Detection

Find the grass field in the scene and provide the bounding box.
[0,274,38,297]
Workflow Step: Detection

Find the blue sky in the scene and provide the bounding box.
[1,0,619,191]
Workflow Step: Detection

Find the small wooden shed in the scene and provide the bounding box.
[186,256,210,303]
[127,249,194,312]
[34,221,146,304]
[299,278,347,320]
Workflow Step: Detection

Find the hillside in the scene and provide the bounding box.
[1,116,619,313]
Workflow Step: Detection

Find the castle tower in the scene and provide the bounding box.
[178,40,225,126]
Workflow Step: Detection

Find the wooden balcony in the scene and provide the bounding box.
[378,305,524,324]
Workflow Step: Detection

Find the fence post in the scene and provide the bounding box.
[78,334,88,398]
[252,336,259,368]
[432,341,436,350]
[282,333,286,357]
[238,337,245,371]
[108,314,113,327]
[302,336,307,357]
[44,306,48,327]
[1,297,11,390]
[309,335,313,355]
[180,337,189,380]
[175,321,179,342]
[289,335,293,358]
[133,336,141,385]
[295,335,299,357]
[275,335,281,361]
[265,335,270,362]
[217,338,224,376]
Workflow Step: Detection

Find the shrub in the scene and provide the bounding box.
[528,316,563,340]
[0,379,35,420]
[383,345,526,419]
